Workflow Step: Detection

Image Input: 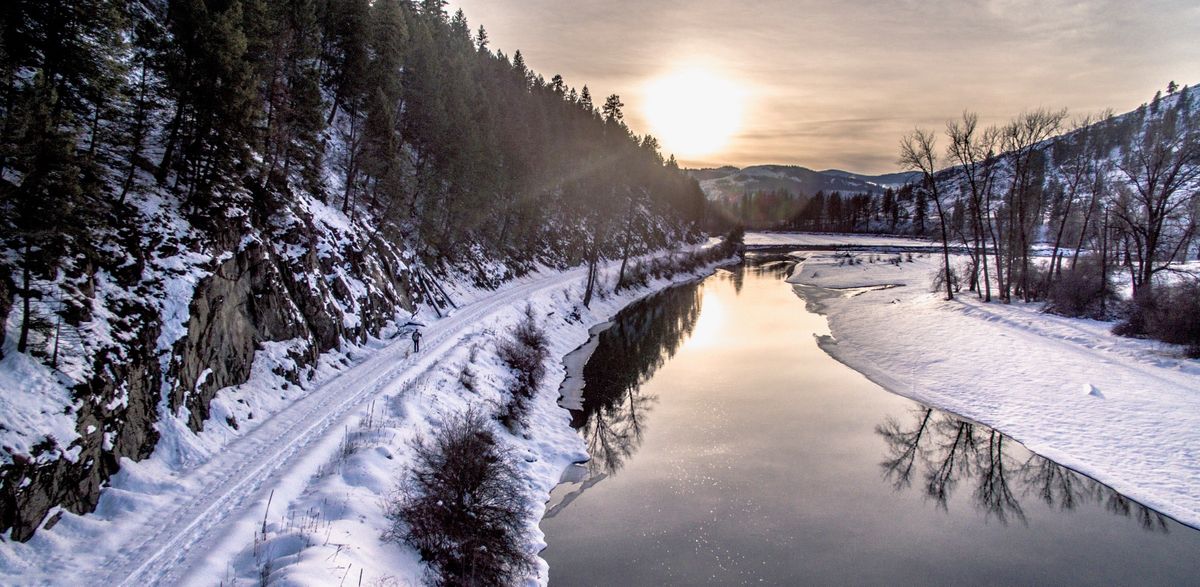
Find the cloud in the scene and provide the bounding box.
[449,0,1200,173]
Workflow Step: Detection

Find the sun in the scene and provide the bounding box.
[643,68,745,160]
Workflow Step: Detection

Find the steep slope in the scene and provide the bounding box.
[0,0,707,543]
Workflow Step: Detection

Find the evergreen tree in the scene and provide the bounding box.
[579,85,593,113]
[602,94,624,124]
[475,25,488,52]
[158,0,261,211]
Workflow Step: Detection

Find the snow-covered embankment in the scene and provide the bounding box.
[199,247,737,586]
[789,251,1200,529]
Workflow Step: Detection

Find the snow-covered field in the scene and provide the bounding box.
[744,232,931,248]
[788,250,1200,529]
[0,246,731,586]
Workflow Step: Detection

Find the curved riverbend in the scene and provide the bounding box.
[541,257,1200,585]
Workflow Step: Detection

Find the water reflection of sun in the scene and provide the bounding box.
[687,286,725,348]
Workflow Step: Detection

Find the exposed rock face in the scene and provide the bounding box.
[170,240,312,431]
[0,193,412,541]
[1,320,162,542]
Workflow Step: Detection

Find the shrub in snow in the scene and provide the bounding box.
[1117,280,1200,357]
[459,345,480,392]
[930,265,960,295]
[497,306,549,427]
[1044,259,1113,319]
[616,261,650,291]
[384,409,533,586]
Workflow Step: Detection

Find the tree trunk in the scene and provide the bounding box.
[17,244,32,354]
[1099,209,1109,316]
[928,178,954,301]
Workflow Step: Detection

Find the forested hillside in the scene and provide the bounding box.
[0,0,706,540]
[904,85,1200,351]
[692,165,919,230]
[709,88,1198,256]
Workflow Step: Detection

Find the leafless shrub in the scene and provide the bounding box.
[497,306,549,427]
[930,266,960,295]
[1044,259,1113,318]
[384,409,533,586]
[1118,280,1200,357]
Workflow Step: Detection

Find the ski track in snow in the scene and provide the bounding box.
[43,264,590,586]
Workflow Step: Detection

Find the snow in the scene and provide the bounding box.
[0,242,731,586]
[0,349,80,465]
[745,232,932,248]
[788,248,1200,530]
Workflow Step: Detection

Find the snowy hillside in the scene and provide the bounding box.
[0,0,707,547]
[689,165,920,201]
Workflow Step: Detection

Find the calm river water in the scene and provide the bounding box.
[540,257,1200,585]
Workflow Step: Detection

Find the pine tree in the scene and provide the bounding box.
[158,0,261,211]
[602,94,624,124]
[475,25,488,52]
[320,0,370,124]
[356,0,409,214]
[258,0,326,193]
[579,85,593,113]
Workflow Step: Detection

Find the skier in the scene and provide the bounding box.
[412,328,422,353]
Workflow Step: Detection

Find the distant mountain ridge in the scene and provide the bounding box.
[686,165,921,201]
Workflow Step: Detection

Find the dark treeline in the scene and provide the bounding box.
[711,186,915,234]
[0,0,708,349]
[785,187,911,233]
[0,0,711,541]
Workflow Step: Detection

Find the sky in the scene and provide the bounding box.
[446,0,1200,174]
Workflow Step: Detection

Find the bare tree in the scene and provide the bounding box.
[1111,112,1200,298]
[900,128,956,300]
[946,112,1001,301]
[1044,114,1100,288]
[1000,108,1067,302]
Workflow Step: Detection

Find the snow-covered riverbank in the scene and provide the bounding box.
[218,252,735,586]
[0,243,733,586]
[789,250,1200,529]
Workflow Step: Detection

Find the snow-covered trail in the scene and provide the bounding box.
[61,265,589,587]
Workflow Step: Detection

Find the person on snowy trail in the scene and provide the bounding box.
[412,328,422,353]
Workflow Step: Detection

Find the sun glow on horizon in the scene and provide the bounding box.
[643,68,745,160]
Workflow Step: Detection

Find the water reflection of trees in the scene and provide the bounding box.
[573,282,704,475]
[718,255,796,295]
[877,407,1169,531]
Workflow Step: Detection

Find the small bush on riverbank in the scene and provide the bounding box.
[930,265,961,295]
[384,409,533,586]
[1044,258,1113,319]
[498,306,549,428]
[1115,280,1200,357]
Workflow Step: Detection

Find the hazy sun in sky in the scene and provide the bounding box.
[643,68,745,160]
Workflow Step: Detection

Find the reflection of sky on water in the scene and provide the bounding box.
[543,257,1200,586]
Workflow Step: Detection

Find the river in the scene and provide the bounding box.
[540,256,1200,585]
